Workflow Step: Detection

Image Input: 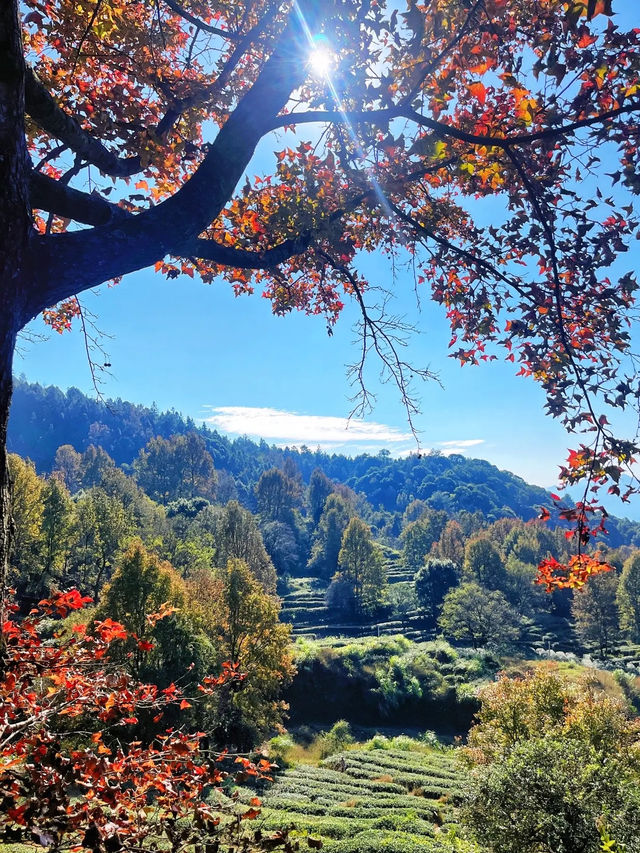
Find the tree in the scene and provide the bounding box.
[53,444,83,493]
[193,500,277,592]
[72,487,135,597]
[464,667,640,853]
[38,474,75,594]
[133,436,176,503]
[571,570,620,656]
[308,493,352,578]
[181,432,217,499]
[617,551,640,641]
[463,536,508,591]
[401,511,448,568]
[504,554,547,616]
[0,588,274,853]
[388,582,418,631]
[414,557,459,624]
[2,0,640,605]
[260,519,303,577]
[255,467,299,523]
[431,519,466,567]
[96,542,209,685]
[190,559,294,749]
[334,516,387,616]
[7,454,44,592]
[308,468,335,525]
[439,581,522,649]
[80,444,115,489]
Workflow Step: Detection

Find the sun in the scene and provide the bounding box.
[308,36,334,79]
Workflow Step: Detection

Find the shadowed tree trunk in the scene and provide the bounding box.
[0,0,31,637]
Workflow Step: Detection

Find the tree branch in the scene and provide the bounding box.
[24,67,143,178]
[29,171,132,227]
[162,0,242,40]
[316,249,438,442]
[403,0,486,104]
[267,102,640,148]
[187,232,312,267]
[388,201,530,300]
[24,2,323,322]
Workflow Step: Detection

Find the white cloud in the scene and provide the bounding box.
[201,406,414,447]
[200,406,486,459]
[438,439,485,450]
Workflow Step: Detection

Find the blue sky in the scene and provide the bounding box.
[16,1,640,498]
[17,245,575,489]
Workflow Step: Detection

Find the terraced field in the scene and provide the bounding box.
[280,574,433,641]
[237,745,475,852]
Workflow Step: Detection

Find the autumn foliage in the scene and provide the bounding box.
[4,0,640,589]
[0,589,275,852]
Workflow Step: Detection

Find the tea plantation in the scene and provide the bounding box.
[237,743,478,853]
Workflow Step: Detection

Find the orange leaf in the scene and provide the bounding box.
[468,81,487,105]
[577,31,597,49]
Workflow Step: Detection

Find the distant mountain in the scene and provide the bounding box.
[9,378,640,545]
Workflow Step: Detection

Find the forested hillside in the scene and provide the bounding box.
[10,379,640,546]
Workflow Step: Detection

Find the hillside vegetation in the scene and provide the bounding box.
[7,382,640,853]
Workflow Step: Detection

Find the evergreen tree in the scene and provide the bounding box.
[255,467,299,523]
[308,468,334,525]
[307,493,352,579]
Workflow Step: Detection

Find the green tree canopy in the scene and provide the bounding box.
[414,557,459,624]
[189,559,294,750]
[335,516,387,616]
[617,551,640,641]
[439,581,522,649]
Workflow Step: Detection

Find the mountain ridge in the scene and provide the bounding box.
[9,377,640,545]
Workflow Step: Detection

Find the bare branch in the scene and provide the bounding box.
[317,249,439,444]
[76,300,113,402]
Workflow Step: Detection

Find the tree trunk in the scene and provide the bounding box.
[0,0,31,635]
[0,352,15,632]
